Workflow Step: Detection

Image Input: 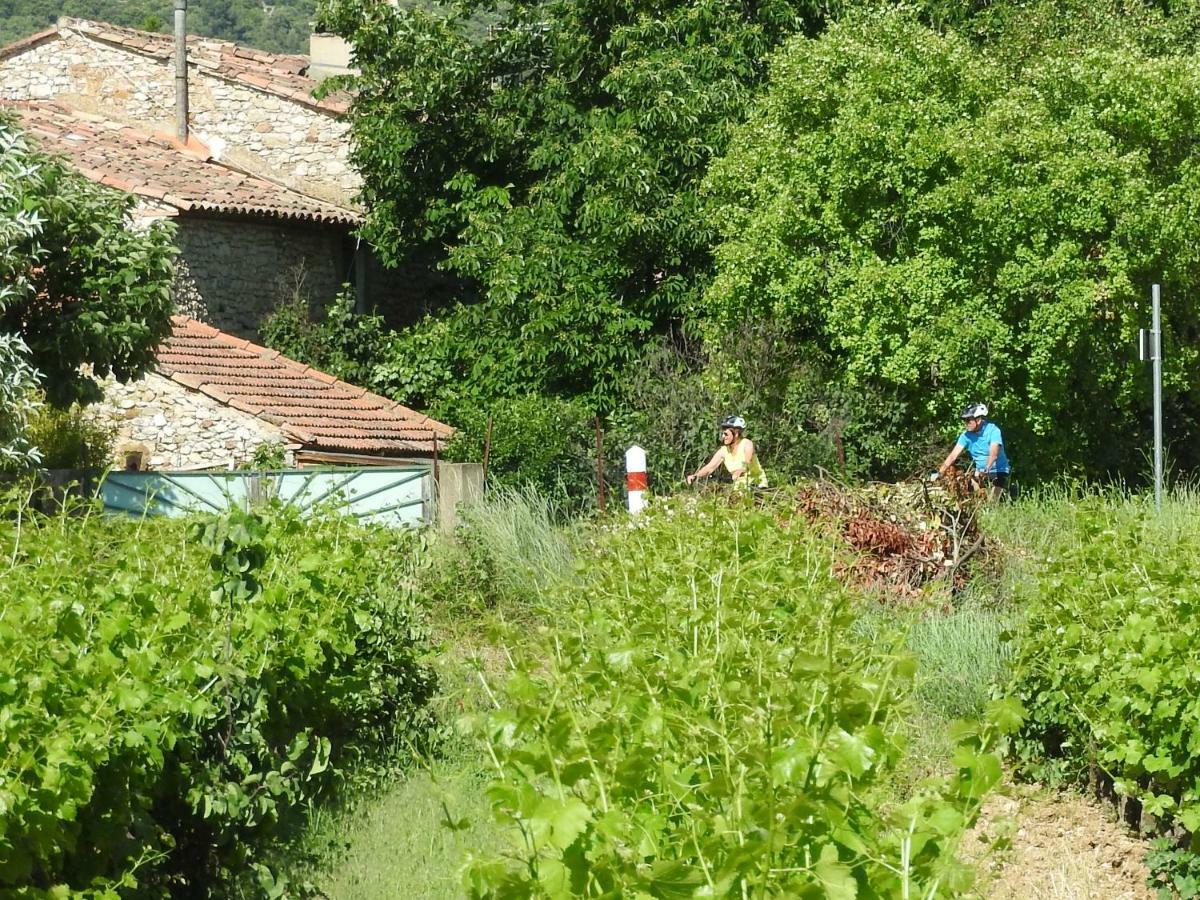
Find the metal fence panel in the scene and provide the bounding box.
[101,467,433,527]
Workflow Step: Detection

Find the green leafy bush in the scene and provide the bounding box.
[466,496,1018,896]
[1,115,176,408]
[1147,837,1200,899]
[703,8,1200,479]
[1006,493,1200,832]
[442,393,597,504]
[0,502,434,896]
[25,402,116,470]
[0,334,42,471]
[260,288,388,389]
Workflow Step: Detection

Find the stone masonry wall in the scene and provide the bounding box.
[173,216,345,339]
[0,29,358,205]
[92,371,289,470]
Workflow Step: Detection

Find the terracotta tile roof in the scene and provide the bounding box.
[158,316,454,457]
[0,19,351,115]
[3,100,359,225]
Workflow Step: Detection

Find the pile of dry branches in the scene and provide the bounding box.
[794,473,987,598]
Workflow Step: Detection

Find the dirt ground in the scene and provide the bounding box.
[964,781,1156,899]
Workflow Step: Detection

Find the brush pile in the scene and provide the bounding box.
[794,471,987,598]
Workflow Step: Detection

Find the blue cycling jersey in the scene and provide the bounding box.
[956,421,1009,473]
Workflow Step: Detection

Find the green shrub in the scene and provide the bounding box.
[25,401,116,470]
[1146,837,1200,899]
[1006,492,1200,829]
[466,496,1019,897]
[260,288,388,388]
[607,325,932,491]
[441,393,597,504]
[0,501,435,896]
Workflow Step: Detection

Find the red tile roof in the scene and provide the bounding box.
[0,19,351,115]
[3,101,359,225]
[158,316,453,457]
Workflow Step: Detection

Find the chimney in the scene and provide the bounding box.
[174,0,188,143]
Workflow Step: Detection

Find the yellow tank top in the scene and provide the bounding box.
[718,439,767,488]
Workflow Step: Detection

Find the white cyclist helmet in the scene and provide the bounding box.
[960,402,988,420]
[720,415,747,431]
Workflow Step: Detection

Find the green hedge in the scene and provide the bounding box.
[0,502,435,897]
[1007,495,1200,831]
[467,495,1017,897]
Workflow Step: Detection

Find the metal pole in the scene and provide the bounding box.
[1153,284,1163,510]
[174,0,189,144]
[481,415,493,489]
[594,416,605,513]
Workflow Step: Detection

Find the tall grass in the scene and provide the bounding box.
[907,605,1012,721]
[426,483,577,619]
[461,483,575,597]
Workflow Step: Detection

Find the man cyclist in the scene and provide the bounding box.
[936,403,1010,497]
[687,415,768,490]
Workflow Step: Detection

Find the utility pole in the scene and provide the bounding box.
[1139,284,1164,510]
[175,0,189,143]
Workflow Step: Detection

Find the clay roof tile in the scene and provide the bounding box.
[1,100,359,226]
[154,316,453,457]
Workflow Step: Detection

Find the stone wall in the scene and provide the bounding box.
[92,371,289,470]
[0,29,358,205]
[173,215,346,339]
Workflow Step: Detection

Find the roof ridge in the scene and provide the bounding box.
[5,17,352,116]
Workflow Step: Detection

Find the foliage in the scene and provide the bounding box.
[442,392,597,503]
[0,0,318,54]
[316,0,835,412]
[1147,837,1200,900]
[0,334,43,471]
[0,500,435,896]
[24,400,115,469]
[260,287,388,389]
[1,115,176,407]
[466,496,1020,896]
[1005,492,1200,836]
[241,441,287,470]
[607,323,922,488]
[703,8,1200,480]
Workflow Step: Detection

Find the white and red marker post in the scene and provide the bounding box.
[624,444,647,515]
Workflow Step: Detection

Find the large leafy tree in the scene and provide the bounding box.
[317,0,829,412]
[1,116,176,416]
[704,9,1200,479]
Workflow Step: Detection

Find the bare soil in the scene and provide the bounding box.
[964,782,1155,899]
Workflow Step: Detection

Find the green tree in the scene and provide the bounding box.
[703,10,1200,479]
[316,0,831,414]
[1,116,176,412]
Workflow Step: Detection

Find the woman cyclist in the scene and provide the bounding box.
[686,415,768,490]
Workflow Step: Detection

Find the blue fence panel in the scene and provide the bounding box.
[101,466,433,528]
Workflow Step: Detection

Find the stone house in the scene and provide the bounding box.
[95,315,454,471]
[0,18,404,339]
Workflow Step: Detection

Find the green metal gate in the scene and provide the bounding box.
[101,466,433,527]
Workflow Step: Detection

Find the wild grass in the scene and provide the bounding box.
[285,736,503,900]
[285,484,578,897]
[424,483,578,622]
[907,603,1012,722]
